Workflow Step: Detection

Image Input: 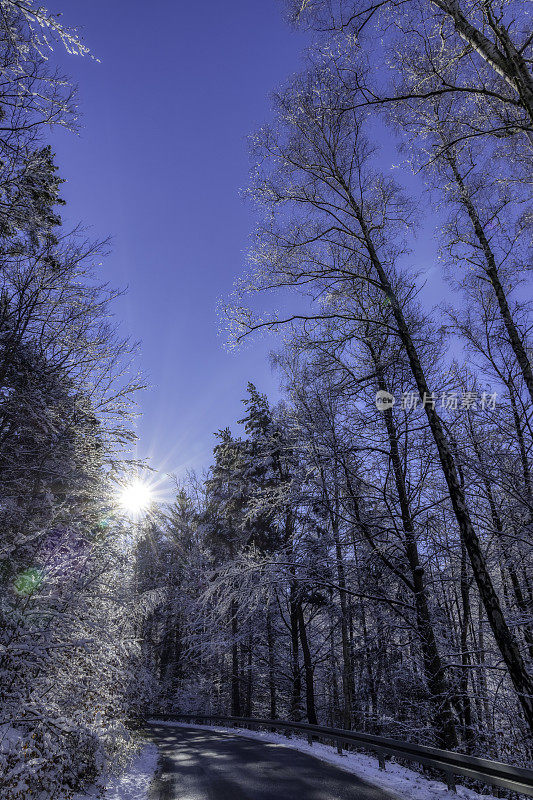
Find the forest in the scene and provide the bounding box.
[0,0,532,798]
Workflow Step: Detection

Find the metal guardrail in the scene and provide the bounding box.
[149,713,533,797]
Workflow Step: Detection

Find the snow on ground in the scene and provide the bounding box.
[148,719,500,800]
[74,742,159,800]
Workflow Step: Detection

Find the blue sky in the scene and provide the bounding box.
[48,1,312,491]
[48,1,448,498]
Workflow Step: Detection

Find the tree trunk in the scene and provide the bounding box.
[328,481,355,728]
[244,629,253,717]
[289,582,302,720]
[297,603,318,724]
[231,599,241,716]
[266,607,277,719]
[459,539,475,750]
[432,0,533,128]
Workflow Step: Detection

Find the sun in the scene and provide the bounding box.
[118,480,153,515]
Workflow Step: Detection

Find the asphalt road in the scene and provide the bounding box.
[147,724,396,800]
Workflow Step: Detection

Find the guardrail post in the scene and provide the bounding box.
[336,740,343,755]
[307,734,313,746]
[444,772,456,792]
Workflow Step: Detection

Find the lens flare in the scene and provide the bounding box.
[14,568,43,595]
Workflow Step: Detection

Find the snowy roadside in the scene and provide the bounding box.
[74,742,159,800]
[147,719,500,800]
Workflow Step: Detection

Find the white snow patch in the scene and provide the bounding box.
[75,742,159,800]
[148,719,501,800]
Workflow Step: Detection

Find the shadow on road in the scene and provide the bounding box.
[147,724,397,800]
